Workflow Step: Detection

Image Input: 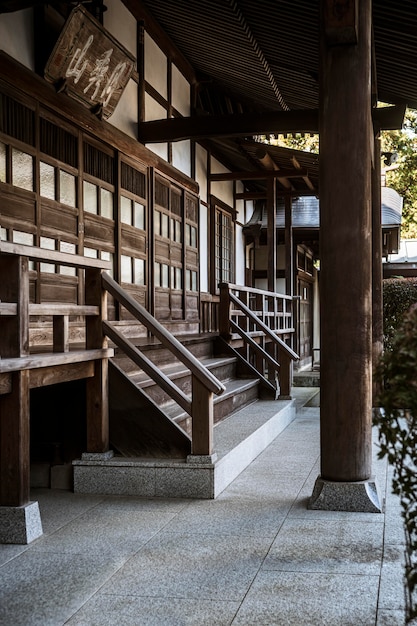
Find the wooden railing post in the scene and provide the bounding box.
[0,254,31,508]
[85,267,109,454]
[219,283,231,339]
[190,374,214,456]
[278,348,292,400]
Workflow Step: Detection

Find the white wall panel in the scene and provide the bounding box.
[108,78,137,139]
[144,33,167,99]
[172,140,191,177]
[0,10,34,70]
[172,65,190,116]
[104,0,137,57]
[195,144,208,203]
[210,157,233,206]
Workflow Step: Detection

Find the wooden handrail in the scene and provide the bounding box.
[0,348,114,374]
[226,282,293,301]
[229,291,299,361]
[103,320,192,415]
[102,272,225,396]
[0,241,111,270]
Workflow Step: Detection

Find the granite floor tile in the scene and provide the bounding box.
[232,570,379,626]
[99,532,273,601]
[0,549,124,626]
[166,497,288,538]
[32,488,106,535]
[378,545,407,611]
[66,594,240,626]
[377,609,407,626]
[32,507,178,557]
[263,517,384,574]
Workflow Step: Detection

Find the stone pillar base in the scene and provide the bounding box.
[308,476,383,513]
[186,453,218,465]
[0,502,43,544]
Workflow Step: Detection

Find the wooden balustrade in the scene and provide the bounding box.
[102,273,225,456]
[0,242,112,508]
[219,283,299,399]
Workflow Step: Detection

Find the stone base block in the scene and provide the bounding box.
[308,476,383,513]
[0,502,43,544]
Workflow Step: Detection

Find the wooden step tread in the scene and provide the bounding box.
[124,355,237,388]
[162,377,259,421]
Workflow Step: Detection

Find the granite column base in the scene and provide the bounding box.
[0,502,43,544]
[308,476,383,513]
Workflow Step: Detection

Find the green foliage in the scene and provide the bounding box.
[383,278,417,352]
[374,304,417,622]
[382,108,417,239]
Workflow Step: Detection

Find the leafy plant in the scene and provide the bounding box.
[374,303,417,622]
[383,278,417,352]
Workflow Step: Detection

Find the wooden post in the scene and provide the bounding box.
[278,349,291,400]
[267,178,277,292]
[285,195,293,297]
[191,374,213,456]
[0,255,30,507]
[317,0,375,489]
[85,268,109,453]
[219,283,231,339]
[372,135,383,403]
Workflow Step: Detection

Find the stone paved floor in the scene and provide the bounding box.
[0,402,407,625]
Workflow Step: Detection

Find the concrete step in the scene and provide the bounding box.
[73,396,296,499]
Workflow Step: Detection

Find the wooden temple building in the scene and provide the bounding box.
[0,0,416,543]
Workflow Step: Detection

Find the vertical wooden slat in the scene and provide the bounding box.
[53,316,69,352]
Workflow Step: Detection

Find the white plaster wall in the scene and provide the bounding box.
[210,157,234,207]
[172,65,190,116]
[145,93,168,160]
[144,33,167,99]
[108,78,137,139]
[103,0,137,57]
[245,200,255,222]
[145,93,167,122]
[235,223,245,285]
[0,9,34,70]
[195,144,208,204]
[172,141,191,177]
[199,202,209,292]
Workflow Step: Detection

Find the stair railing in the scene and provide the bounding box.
[219,283,299,399]
[101,273,225,457]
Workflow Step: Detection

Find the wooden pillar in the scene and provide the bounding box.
[284,195,293,296]
[318,0,373,484]
[372,135,383,403]
[267,178,277,293]
[0,255,30,507]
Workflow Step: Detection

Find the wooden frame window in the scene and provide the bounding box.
[211,198,235,292]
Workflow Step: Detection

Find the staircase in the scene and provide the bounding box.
[109,334,261,458]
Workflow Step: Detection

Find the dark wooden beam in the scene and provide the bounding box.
[138,110,319,143]
[210,168,308,182]
[373,104,406,132]
[138,104,405,143]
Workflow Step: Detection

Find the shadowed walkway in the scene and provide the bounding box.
[0,393,406,625]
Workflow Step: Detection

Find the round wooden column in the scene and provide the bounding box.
[319,0,373,484]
